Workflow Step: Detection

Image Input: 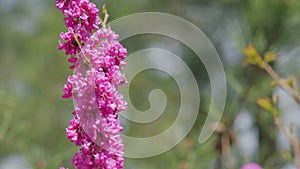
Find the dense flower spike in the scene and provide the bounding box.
[57,1,127,169]
[56,0,101,69]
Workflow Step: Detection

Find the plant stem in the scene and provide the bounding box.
[275,117,300,167]
[260,62,300,105]
[221,132,235,169]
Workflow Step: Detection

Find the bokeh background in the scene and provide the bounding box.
[1,0,300,169]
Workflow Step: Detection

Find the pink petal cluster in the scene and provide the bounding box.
[56,0,101,69]
[240,163,263,169]
[57,1,127,169]
[61,28,127,169]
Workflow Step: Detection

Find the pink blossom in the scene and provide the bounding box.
[61,28,127,169]
[66,115,84,146]
[58,27,80,56]
[62,77,73,98]
[59,167,69,169]
[58,1,126,168]
[56,0,71,11]
[56,0,100,69]
[241,163,263,169]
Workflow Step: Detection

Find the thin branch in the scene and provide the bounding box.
[221,132,235,169]
[101,3,109,28]
[101,13,109,28]
[260,62,300,105]
[275,117,300,167]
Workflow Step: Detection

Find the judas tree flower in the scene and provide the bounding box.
[63,28,127,169]
[57,1,127,169]
[241,163,263,169]
[56,0,100,69]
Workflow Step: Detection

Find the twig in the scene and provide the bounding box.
[101,3,109,28]
[101,13,109,28]
[260,62,300,105]
[221,132,235,169]
[275,117,300,167]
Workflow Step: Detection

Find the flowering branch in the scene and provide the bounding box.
[56,1,127,169]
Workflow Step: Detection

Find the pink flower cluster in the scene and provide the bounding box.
[56,0,100,69]
[57,1,127,169]
[61,28,127,169]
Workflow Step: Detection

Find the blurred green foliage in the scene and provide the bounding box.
[0,0,300,169]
